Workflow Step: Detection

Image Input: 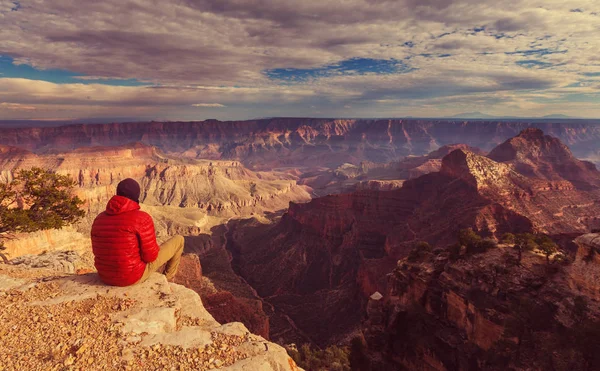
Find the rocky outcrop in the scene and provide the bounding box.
[2,119,600,169]
[568,233,600,301]
[488,128,600,190]
[227,132,600,346]
[397,143,487,180]
[9,250,89,274]
[0,268,302,370]
[361,238,600,371]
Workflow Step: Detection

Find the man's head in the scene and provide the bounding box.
[116,178,141,204]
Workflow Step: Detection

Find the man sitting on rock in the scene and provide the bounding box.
[91,178,184,286]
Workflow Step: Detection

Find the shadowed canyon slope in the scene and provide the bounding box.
[2,119,600,169]
[363,233,600,370]
[226,130,600,346]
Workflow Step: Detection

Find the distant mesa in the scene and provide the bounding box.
[542,113,573,119]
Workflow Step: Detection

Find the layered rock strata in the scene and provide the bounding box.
[2,119,600,169]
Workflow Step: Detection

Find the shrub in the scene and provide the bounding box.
[501,233,515,244]
[513,233,537,264]
[477,237,498,251]
[0,168,84,261]
[407,241,432,262]
[289,344,351,371]
[458,228,481,249]
[535,234,560,265]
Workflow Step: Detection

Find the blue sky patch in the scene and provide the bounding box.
[515,60,554,69]
[265,58,415,82]
[0,56,151,86]
[506,48,567,56]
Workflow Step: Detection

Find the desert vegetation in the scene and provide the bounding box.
[0,168,84,262]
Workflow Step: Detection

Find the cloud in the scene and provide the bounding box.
[0,0,599,119]
[0,102,36,111]
[191,103,226,107]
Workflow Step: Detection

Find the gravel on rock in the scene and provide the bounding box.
[0,273,250,370]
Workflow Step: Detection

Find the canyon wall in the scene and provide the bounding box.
[1,143,310,258]
[362,233,600,370]
[2,119,600,168]
[226,131,600,346]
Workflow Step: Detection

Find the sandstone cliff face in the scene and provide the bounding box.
[227,132,600,346]
[568,234,600,301]
[362,235,600,371]
[1,143,310,258]
[2,119,600,169]
[1,226,89,258]
[488,128,600,190]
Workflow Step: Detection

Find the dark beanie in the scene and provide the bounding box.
[116,178,141,204]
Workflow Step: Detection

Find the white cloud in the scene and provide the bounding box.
[0,0,599,118]
[191,103,226,107]
[0,102,37,111]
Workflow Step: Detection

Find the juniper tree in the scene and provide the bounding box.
[0,168,84,263]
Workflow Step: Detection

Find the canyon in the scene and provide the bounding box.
[0,142,310,256]
[1,119,600,170]
[2,119,600,370]
[225,129,600,348]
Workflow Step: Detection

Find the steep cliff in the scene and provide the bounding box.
[488,128,600,190]
[2,119,600,169]
[1,143,310,256]
[227,133,600,346]
[362,234,600,370]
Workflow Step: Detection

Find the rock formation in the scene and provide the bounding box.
[361,233,600,370]
[1,142,310,255]
[488,128,600,190]
[226,130,600,346]
[1,119,600,169]
[0,263,302,370]
[396,143,487,180]
[568,233,600,301]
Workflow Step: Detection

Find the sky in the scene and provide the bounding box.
[0,0,599,121]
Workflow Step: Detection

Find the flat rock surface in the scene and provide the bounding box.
[0,269,302,370]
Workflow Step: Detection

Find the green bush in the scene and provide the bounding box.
[457,229,497,255]
[288,343,351,371]
[407,241,432,262]
[501,233,515,244]
[0,168,84,257]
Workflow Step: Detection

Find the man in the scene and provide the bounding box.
[91,178,184,286]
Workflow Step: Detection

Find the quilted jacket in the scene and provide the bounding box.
[91,195,159,286]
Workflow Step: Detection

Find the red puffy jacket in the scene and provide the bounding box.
[91,195,160,286]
